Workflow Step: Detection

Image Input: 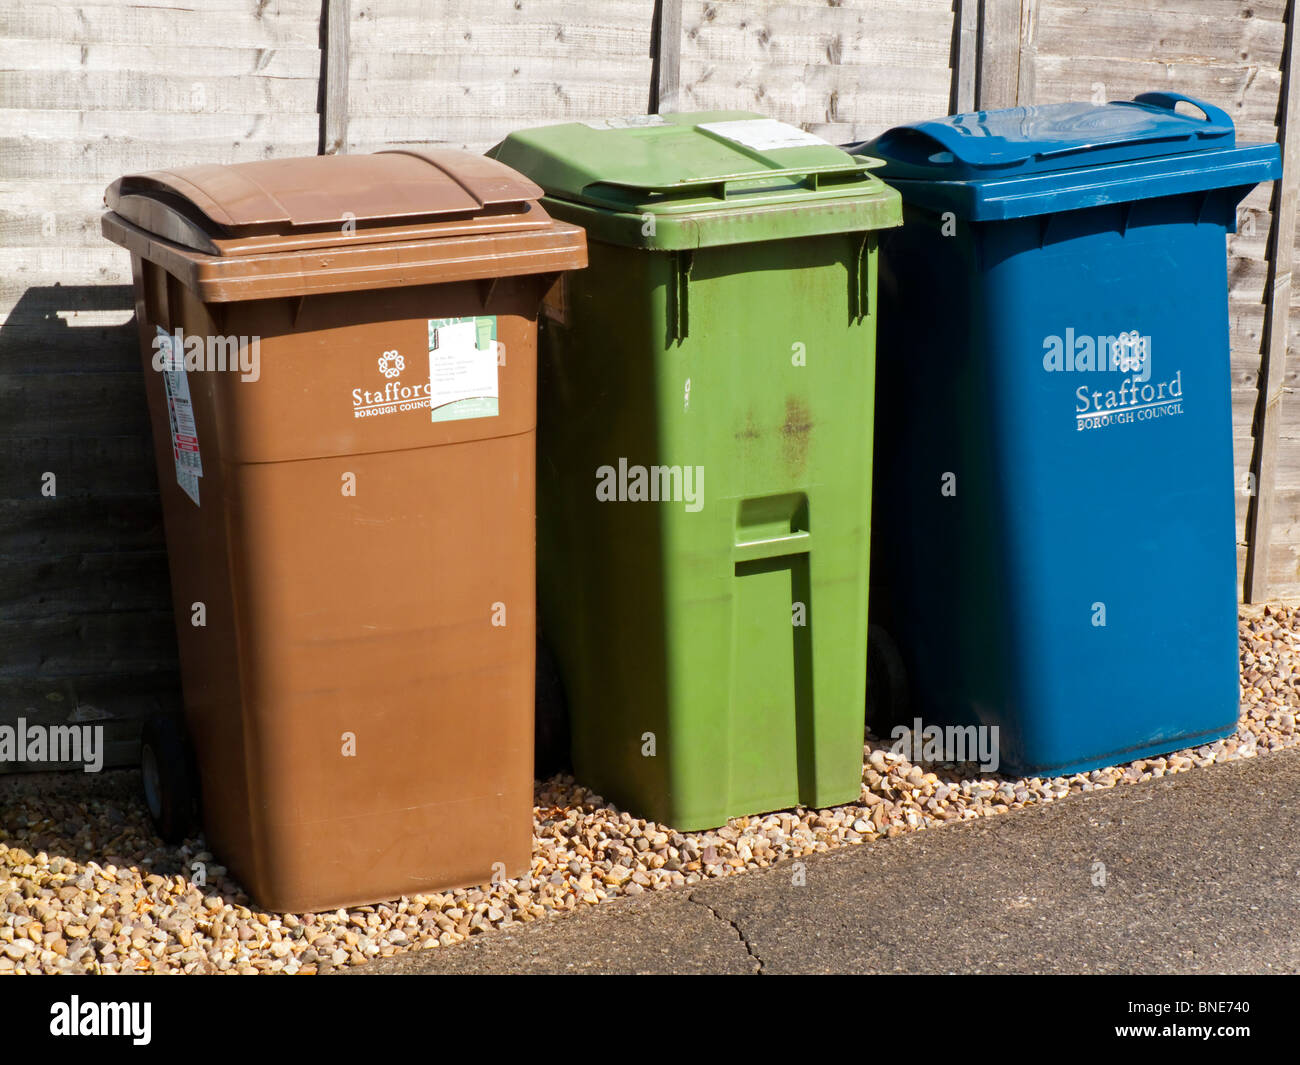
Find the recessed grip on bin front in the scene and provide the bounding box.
[733,492,811,564]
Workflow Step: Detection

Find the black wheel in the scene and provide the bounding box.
[534,634,572,779]
[140,714,199,843]
[866,623,909,735]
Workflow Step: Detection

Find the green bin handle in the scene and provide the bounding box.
[582,158,885,205]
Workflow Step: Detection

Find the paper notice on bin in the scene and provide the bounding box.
[176,467,200,507]
[428,316,499,423]
[157,326,203,506]
[697,119,830,151]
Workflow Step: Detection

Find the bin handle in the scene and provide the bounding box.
[1133,92,1234,131]
[870,94,1234,175]
[732,529,811,564]
[582,159,884,205]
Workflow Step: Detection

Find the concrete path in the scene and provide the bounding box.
[353,747,1300,975]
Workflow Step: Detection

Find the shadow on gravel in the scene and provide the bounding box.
[0,768,250,906]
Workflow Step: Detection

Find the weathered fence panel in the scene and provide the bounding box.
[1,0,1296,767]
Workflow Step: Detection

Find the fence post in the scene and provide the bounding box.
[652,0,683,115]
[951,0,979,114]
[975,0,1025,110]
[320,0,350,155]
[1245,2,1300,602]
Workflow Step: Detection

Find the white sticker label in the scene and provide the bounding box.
[157,326,202,506]
[582,115,667,131]
[697,119,830,151]
[428,316,499,423]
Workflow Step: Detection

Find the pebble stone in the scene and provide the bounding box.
[2,606,1297,974]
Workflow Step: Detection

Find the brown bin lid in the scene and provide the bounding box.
[105,149,550,255]
[102,149,586,300]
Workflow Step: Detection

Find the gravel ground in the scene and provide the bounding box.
[2,605,1297,974]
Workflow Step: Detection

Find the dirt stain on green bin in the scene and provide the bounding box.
[781,397,813,475]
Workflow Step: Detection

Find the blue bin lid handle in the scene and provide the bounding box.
[1132,91,1234,130]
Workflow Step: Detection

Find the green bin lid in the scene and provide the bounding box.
[488,111,901,250]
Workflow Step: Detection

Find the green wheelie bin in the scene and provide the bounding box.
[491,113,901,829]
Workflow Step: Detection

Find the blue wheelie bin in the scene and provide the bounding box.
[851,93,1281,776]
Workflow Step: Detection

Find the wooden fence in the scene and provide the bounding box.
[0,0,1296,765]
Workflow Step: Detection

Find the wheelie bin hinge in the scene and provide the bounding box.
[852,233,871,321]
[477,275,502,307]
[671,250,693,343]
[1195,189,1214,224]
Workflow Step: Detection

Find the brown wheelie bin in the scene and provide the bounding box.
[101,150,586,912]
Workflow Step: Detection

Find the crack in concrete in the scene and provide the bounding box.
[687,892,764,973]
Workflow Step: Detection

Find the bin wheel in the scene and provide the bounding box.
[140,715,199,844]
[535,635,572,779]
[866,623,909,735]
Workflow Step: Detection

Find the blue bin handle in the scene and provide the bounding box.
[1133,92,1234,131]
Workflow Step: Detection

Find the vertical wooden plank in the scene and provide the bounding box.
[653,0,683,114]
[976,0,1025,110]
[951,0,979,114]
[319,0,349,154]
[1016,0,1039,107]
[1245,2,1300,602]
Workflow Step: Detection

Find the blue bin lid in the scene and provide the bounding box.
[851,93,1280,221]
